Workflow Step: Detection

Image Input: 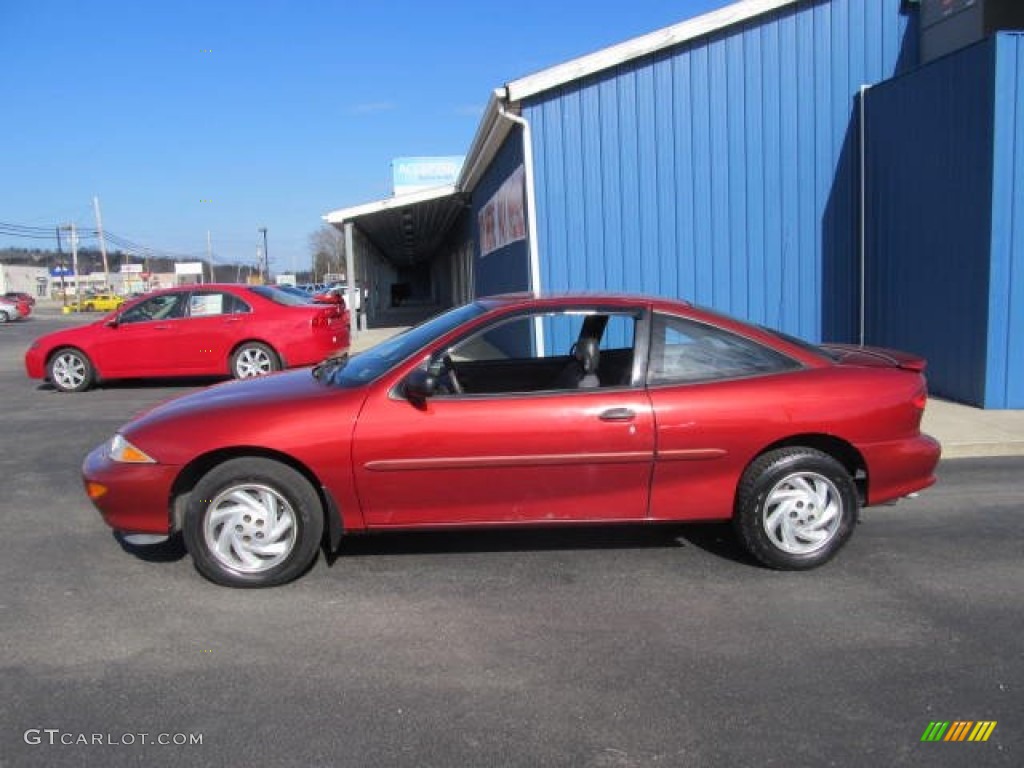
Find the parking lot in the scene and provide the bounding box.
[1,308,1021,767]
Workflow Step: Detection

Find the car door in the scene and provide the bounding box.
[92,292,191,376]
[175,290,254,373]
[351,308,655,527]
[644,311,808,521]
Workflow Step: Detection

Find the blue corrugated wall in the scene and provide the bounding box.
[864,40,995,407]
[471,127,529,297]
[865,33,1024,409]
[524,0,917,342]
[989,34,1024,408]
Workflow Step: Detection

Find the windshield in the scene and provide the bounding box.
[321,301,488,387]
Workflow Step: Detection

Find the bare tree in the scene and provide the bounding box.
[308,225,346,281]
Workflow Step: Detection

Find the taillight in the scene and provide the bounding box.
[312,311,331,328]
[912,385,928,411]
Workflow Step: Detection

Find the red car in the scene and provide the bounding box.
[1,297,26,322]
[4,291,36,308]
[26,284,349,392]
[81,293,940,587]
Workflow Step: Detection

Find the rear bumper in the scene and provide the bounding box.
[278,329,349,368]
[862,433,942,506]
[82,442,181,534]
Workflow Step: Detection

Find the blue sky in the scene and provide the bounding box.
[2,0,728,272]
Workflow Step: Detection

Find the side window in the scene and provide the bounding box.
[439,310,637,395]
[648,313,800,385]
[119,294,188,324]
[187,292,250,317]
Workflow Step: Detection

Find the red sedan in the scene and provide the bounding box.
[26,284,349,392]
[81,293,940,587]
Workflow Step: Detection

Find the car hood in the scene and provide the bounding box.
[122,369,368,464]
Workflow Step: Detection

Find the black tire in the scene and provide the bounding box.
[0,310,10,323]
[230,342,280,379]
[47,348,94,393]
[733,447,858,570]
[84,303,95,312]
[183,458,324,588]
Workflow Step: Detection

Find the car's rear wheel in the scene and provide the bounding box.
[0,310,9,323]
[48,348,94,393]
[230,342,280,379]
[84,303,95,312]
[183,458,323,587]
[734,447,858,570]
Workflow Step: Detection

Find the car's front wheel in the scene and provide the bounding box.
[734,447,858,570]
[0,310,10,323]
[230,342,280,379]
[183,458,324,587]
[48,348,94,392]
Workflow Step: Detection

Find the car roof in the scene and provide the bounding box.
[478,292,692,311]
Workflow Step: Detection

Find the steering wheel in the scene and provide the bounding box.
[439,353,463,395]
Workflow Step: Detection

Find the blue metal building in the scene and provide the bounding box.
[326,0,1024,407]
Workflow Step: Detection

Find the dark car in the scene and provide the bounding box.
[81,293,940,587]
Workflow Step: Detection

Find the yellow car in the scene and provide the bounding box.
[64,293,125,313]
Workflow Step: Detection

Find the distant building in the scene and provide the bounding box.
[0,262,49,298]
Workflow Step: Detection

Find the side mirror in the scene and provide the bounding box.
[105,315,120,328]
[403,368,437,404]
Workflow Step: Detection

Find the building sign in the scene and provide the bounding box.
[392,156,464,195]
[120,263,143,274]
[478,165,527,258]
[50,266,74,277]
[174,262,204,276]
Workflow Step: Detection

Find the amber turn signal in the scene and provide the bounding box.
[86,482,109,500]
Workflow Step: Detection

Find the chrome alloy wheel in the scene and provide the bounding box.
[761,471,843,555]
[234,347,273,378]
[51,352,88,390]
[204,483,297,573]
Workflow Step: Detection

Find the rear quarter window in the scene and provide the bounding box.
[649,313,801,385]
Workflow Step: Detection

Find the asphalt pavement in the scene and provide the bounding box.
[1,306,1022,768]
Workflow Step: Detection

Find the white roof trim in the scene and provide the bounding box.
[323,184,459,225]
[505,0,800,102]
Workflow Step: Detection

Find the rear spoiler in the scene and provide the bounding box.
[820,344,927,372]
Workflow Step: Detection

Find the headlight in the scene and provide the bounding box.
[108,434,156,464]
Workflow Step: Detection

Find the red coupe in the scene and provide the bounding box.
[25,284,349,392]
[81,293,940,587]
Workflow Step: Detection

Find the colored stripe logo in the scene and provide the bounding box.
[921,721,997,742]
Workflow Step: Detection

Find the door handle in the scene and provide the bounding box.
[599,407,635,422]
[153,324,171,330]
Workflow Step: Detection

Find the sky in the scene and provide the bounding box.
[1,0,730,273]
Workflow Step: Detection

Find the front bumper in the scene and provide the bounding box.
[82,442,182,534]
[24,345,45,379]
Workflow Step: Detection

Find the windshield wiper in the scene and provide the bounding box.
[312,353,349,381]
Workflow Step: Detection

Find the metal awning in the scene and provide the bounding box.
[323,185,464,266]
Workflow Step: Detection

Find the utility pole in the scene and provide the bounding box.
[258,227,268,281]
[207,230,212,284]
[55,226,66,306]
[93,196,111,291]
[61,223,81,310]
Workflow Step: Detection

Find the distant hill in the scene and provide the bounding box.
[0,246,250,282]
